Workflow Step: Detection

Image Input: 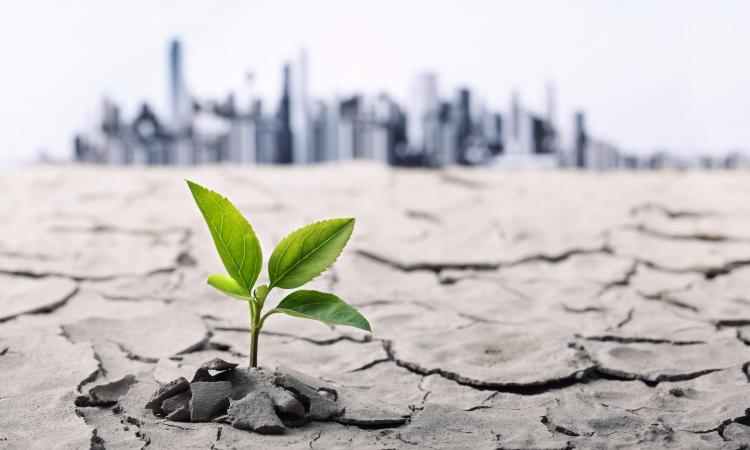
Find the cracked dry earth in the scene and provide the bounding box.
[2,164,750,450]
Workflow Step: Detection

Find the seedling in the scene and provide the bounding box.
[186,180,371,368]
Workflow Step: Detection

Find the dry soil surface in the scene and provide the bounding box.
[2,164,750,449]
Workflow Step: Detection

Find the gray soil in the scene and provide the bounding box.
[1,165,750,449]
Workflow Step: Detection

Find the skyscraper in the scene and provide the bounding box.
[407,73,440,159]
[291,49,311,164]
[169,39,193,165]
[276,64,293,164]
[455,88,472,165]
[574,111,587,168]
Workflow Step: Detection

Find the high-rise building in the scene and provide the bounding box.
[169,39,193,165]
[574,111,587,168]
[276,64,293,164]
[291,49,311,164]
[407,73,440,160]
[455,88,472,165]
[338,96,360,161]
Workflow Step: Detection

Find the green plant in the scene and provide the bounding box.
[186,180,371,368]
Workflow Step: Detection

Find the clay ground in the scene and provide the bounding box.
[2,164,750,449]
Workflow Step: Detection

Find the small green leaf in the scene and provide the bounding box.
[254,284,268,300]
[268,218,354,289]
[270,290,371,331]
[207,274,253,301]
[186,180,262,295]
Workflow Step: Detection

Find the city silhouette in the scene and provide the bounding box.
[73,39,748,170]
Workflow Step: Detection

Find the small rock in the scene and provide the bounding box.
[162,390,190,415]
[189,381,232,421]
[191,367,215,382]
[227,391,285,434]
[145,377,189,414]
[275,369,343,421]
[220,367,306,419]
[200,358,238,371]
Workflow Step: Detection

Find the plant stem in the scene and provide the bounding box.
[249,325,260,368]
[248,300,259,368]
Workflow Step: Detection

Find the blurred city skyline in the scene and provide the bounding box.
[1,0,750,167]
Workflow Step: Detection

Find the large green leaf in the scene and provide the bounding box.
[207,274,253,301]
[270,290,371,331]
[268,218,354,289]
[187,180,262,294]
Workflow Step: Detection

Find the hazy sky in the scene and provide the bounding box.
[1,0,749,166]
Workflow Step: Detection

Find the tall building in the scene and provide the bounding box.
[574,111,587,168]
[276,64,293,164]
[455,88,472,165]
[169,39,193,165]
[407,73,440,160]
[291,49,311,164]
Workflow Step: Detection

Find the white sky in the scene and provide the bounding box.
[1,0,749,166]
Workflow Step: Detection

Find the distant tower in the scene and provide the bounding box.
[574,111,587,168]
[507,90,522,154]
[455,88,472,165]
[169,39,192,165]
[169,39,190,131]
[291,49,311,164]
[276,64,293,163]
[407,73,439,156]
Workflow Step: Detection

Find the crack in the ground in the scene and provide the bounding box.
[638,291,700,313]
[346,358,391,373]
[716,319,750,329]
[210,326,371,346]
[60,326,107,392]
[629,203,713,219]
[563,305,606,314]
[0,285,80,323]
[576,334,705,346]
[572,342,727,387]
[308,430,322,449]
[615,308,635,329]
[677,407,750,443]
[415,376,431,410]
[0,265,179,282]
[597,262,638,296]
[113,342,159,364]
[631,224,740,243]
[637,258,750,281]
[356,245,612,275]
[109,330,212,364]
[381,339,597,395]
[0,243,194,284]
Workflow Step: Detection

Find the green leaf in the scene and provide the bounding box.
[186,180,262,295]
[270,290,371,331]
[253,284,268,300]
[207,274,253,301]
[268,218,354,289]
